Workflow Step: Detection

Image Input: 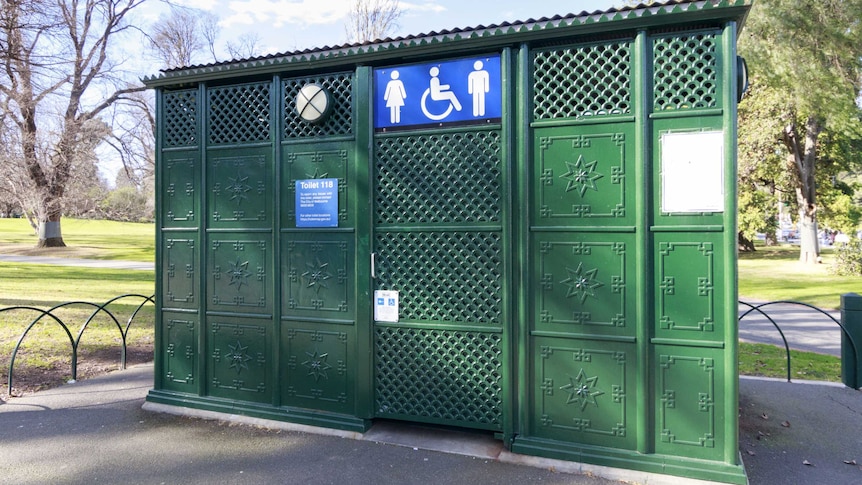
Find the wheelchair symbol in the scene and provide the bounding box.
[420,66,462,121]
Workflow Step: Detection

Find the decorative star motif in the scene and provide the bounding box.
[225,173,252,203]
[225,259,252,290]
[307,167,329,179]
[560,368,605,411]
[302,260,332,293]
[227,340,252,374]
[302,349,332,381]
[560,155,603,197]
[561,263,604,303]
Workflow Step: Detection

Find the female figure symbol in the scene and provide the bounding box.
[384,70,407,124]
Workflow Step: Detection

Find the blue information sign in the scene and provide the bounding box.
[374,56,501,130]
[295,178,338,228]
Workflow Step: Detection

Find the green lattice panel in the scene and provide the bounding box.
[533,126,633,224]
[655,346,725,461]
[655,233,725,342]
[282,145,351,228]
[161,312,197,393]
[374,325,502,430]
[533,40,632,120]
[206,316,272,404]
[532,233,634,337]
[281,324,353,414]
[653,33,718,111]
[283,73,353,138]
[532,337,636,450]
[162,234,196,309]
[282,234,353,318]
[207,235,272,314]
[163,89,199,148]
[207,149,272,228]
[374,231,502,324]
[162,152,198,226]
[207,81,271,145]
[375,130,502,225]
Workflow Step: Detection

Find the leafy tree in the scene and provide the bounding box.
[737,0,862,262]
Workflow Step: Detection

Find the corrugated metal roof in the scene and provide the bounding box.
[143,0,750,87]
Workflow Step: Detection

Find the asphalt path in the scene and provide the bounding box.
[738,300,843,357]
[0,254,154,271]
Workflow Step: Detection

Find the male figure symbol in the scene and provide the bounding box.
[468,60,490,116]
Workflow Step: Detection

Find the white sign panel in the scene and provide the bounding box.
[661,131,725,213]
[374,290,399,323]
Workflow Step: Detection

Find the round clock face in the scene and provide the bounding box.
[296,83,331,123]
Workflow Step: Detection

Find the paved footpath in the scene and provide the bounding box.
[0,254,154,271]
[739,300,842,357]
[1,364,861,485]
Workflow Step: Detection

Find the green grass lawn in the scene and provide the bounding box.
[739,342,841,383]
[0,221,155,397]
[738,244,861,310]
[0,218,154,261]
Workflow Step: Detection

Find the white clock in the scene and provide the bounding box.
[296,83,331,124]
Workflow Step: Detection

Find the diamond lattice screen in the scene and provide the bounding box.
[207,82,271,144]
[533,41,632,120]
[163,89,199,147]
[374,326,503,428]
[374,131,502,224]
[374,231,503,323]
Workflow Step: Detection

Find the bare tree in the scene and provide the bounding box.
[0,0,147,247]
[345,0,402,43]
[225,32,263,60]
[148,6,221,68]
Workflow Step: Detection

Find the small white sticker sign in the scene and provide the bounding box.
[374,290,399,322]
[661,131,725,213]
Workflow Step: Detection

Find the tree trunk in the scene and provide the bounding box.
[782,116,822,264]
[738,231,756,252]
[36,192,66,248]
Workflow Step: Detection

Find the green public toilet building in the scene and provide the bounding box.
[144,1,752,482]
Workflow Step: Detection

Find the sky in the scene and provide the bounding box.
[148,0,621,62]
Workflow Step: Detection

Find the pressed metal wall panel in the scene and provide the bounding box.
[160,312,198,393]
[525,38,638,451]
[207,150,272,228]
[206,315,273,403]
[533,337,637,449]
[278,72,363,423]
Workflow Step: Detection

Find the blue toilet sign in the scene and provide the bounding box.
[295,178,338,227]
[374,56,501,131]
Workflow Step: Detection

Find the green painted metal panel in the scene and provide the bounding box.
[161,233,197,309]
[655,233,727,342]
[206,233,273,314]
[654,345,727,461]
[531,232,636,338]
[531,337,637,450]
[206,149,273,228]
[205,315,273,404]
[162,151,199,226]
[280,320,355,414]
[160,311,198,393]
